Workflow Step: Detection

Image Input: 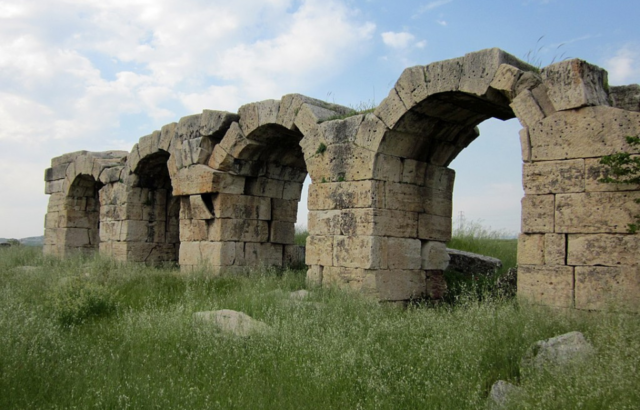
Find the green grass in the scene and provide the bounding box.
[1,246,639,409]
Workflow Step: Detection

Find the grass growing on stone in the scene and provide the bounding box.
[1,246,639,409]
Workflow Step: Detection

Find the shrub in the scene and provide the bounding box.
[50,276,117,327]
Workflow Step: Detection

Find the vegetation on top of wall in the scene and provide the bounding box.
[599,135,640,233]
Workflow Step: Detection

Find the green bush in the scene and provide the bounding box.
[50,276,117,327]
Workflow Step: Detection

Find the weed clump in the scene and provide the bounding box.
[51,276,117,327]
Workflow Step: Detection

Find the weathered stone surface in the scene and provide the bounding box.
[194,310,271,337]
[517,233,544,265]
[213,194,271,220]
[270,221,295,244]
[518,265,574,308]
[271,198,298,222]
[245,177,284,199]
[542,59,609,111]
[459,48,533,97]
[177,114,202,141]
[208,219,269,242]
[421,241,450,270]
[608,84,640,112]
[305,236,333,266]
[308,180,385,210]
[585,157,640,192]
[520,331,594,376]
[199,110,238,138]
[446,248,502,275]
[339,208,418,238]
[575,266,640,312]
[510,89,546,127]
[418,213,452,242]
[284,245,305,267]
[521,194,555,233]
[374,88,407,130]
[529,106,640,161]
[245,242,283,267]
[519,128,531,162]
[387,238,422,270]
[189,195,214,220]
[333,235,388,269]
[372,270,427,301]
[490,64,523,100]
[556,191,640,233]
[179,241,244,267]
[306,265,323,287]
[523,159,585,194]
[567,234,640,266]
[173,165,245,196]
[308,210,341,236]
[544,233,566,266]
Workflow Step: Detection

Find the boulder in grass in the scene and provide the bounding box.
[488,380,526,409]
[446,248,502,276]
[520,331,595,377]
[193,309,271,337]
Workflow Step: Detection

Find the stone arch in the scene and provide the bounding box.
[178,95,352,272]
[44,150,127,257]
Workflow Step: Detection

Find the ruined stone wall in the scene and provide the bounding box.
[43,48,640,312]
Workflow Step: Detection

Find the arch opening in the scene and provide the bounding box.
[66,174,104,254]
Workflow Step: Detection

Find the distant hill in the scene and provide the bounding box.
[0,236,44,246]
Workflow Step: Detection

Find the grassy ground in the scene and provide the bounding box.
[1,245,639,409]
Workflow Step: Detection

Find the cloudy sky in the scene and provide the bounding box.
[1,0,639,238]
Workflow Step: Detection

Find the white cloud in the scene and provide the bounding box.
[0,0,376,237]
[605,46,640,85]
[382,31,416,49]
[417,0,453,13]
[436,19,447,26]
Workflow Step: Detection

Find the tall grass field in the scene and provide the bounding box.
[1,228,639,409]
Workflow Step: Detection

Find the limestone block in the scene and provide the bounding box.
[98,166,123,184]
[245,242,283,267]
[200,110,238,138]
[489,64,523,101]
[201,241,244,267]
[339,208,418,238]
[306,143,377,183]
[212,194,271,220]
[423,56,464,96]
[177,114,201,140]
[305,235,333,266]
[283,181,303,201]
[56,210,94,229]
[172,165,245,196]
[575,266,639,312]
[460,48,534,97]
[608,84,640,112]
[137,132,160,161]
[421,241,450,270]
[208,218,269,242]
[119,220,151,242]
[189,137,214,166]
[511,89,545,127]
[271,198,297,222]
[246,177,284,198]
[394,65,428,109]
[270,221,295,245]
[167,154,178,180]
[541,59,609,111]
[333,235,388,269]
[556,191,640,233]
[354,113,388,152]
[418,214,452,242]
[62,228,91,247]
[44,211,59,229]
[284,245,305,267]
[307,180,385,211]
[517,265,575,308]
[178,241,202,266]
[189,195,214,220]
[402,159,428,186]
[51,150,88,167]
[46,193,69,212]
[127,144,142,174]
[238,99,280,137]
[99,221,122,242]
[45,164,69,182]
[45,179,65,194]
[523,159,585,194]
[373,88,407,130]
[322,266,369,291]
[159,122,177,152]
[295,103,339,143]
[529,107,640,161]
[372,153,403,183]
[308,210,341,236]
[373,270,428,301]
[545,234,566,266]
[319,114,363,145]
[585,157,640,192]
[179,197,192,219]
[179,219,208,242]
[218,122,265,160]
[520,128,532,163]
[567,234,640,266]
[531,85,556,117]
[387,238,421,270]
[517,234,545,265]
[277,94,322,130]
[521,194,555,233]
[306,265,323,287]
[425,165,455,194]
[264,163,307,183]
[207,145,234,171]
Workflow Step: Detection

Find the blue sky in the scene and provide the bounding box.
[1,0,639,238]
